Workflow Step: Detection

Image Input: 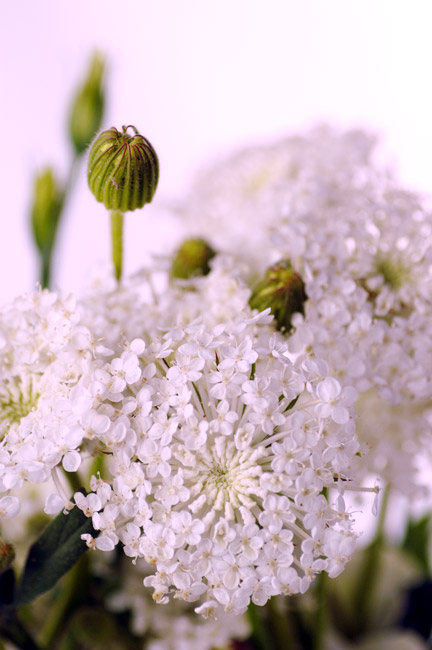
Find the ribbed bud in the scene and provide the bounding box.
[171,238,216,279]
[31,167,63,255]
[88,125,159,211]
[69,51,105,155]
[0,540,15,574]
[249,260,307,331]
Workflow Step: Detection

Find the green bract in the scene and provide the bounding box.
[87,125,159,211]
[249,259,307,332]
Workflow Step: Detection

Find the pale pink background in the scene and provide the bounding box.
[2,1,432,301]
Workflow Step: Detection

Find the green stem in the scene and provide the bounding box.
[247,602,274,650]
[38,554,90,649]
[62,469,83,495]
[311,486,328,650]
[266,597,294,649]
[40,253,51,290]
[110,211,124,282]
[353,483,390,635]
[313,571,327,650]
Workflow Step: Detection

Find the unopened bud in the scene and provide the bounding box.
[0,540,15,573]
[88,125,159,211]
[249,260,307,331]
[69,51,105,155]
[31,167,63,255]
[171,238,216,279]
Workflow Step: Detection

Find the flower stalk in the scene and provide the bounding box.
[110,211,124,282]
[352,484,390,635]
[87,125,159,282]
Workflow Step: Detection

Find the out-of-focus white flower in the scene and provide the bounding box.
[179,126,432,498]
[107,558,250,650]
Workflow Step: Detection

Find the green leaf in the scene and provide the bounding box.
[0,568,15,608]
[401,515,431,574]
[15,501,97,606]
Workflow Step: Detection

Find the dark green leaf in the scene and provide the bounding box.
[0,568,15,608]
[15,501,97,606]
[401,515,431,574]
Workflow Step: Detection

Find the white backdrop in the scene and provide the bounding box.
[2,0,432,301]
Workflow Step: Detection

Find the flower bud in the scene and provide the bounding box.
[171,238,216,279]
[0,540,15,574]
[31,167,63,255]
[249,260,307,331]
[88,125,159,211]
[69,51,105,155]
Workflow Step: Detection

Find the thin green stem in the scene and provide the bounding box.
[266,597,294,649]
[62,469,83,495]
[313,571,327,650]
[64,155,80,199]
[353,483,391,635]
[40,253,51,290]
[110,211,124,282]
[247,602,274,650]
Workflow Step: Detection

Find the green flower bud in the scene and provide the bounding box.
[249,260,307,332]
[171,238,216,279]
[31,167,63,255]
[0,540,15,574]
[69,51,105,155]
[88,125,159,211]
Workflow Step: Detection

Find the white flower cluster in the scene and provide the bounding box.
[0,291,87,519]
[0,275,371,615]
[180,126,432,497]
[72,305,365,614]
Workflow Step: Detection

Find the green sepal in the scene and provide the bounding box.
[15,496,98,606]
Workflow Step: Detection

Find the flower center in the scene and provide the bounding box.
[375,256,409,290]
[185,438,264,518]
[0,376,39,439]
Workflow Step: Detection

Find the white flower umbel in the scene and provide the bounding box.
[0,290,106,519]
[72,307,370,615]
[179,127,432,498]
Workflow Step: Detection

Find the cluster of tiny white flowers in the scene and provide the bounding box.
[178,125,377,273]
[0,279,373,615]
[72,307,366,614]
[179,126,432,496]
[0,291,89,520]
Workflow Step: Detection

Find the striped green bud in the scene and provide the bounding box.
[249,260,307,332]
[171,238,216,279]
[87,125,159,211]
